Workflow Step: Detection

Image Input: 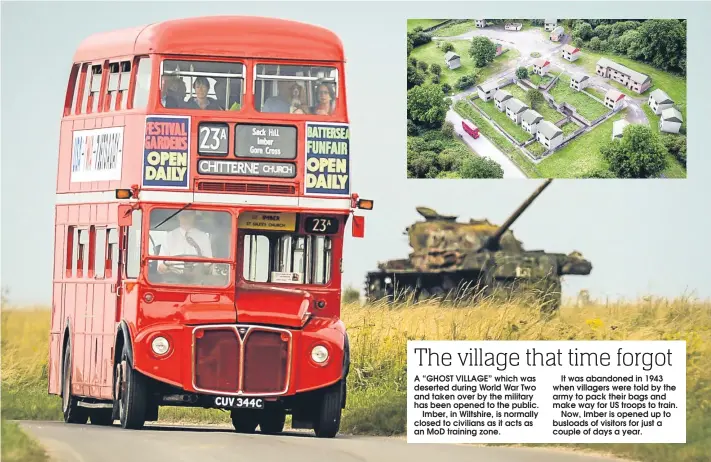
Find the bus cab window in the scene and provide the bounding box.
[254,64,338,115]
[242,233,333,285]
[161,59,244,111]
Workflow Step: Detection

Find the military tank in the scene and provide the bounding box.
[364,179,592,311]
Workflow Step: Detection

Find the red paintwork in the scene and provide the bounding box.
[49,16,355,405]
[462,120,480,139]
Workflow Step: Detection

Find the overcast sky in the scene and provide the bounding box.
[2,1,709,304]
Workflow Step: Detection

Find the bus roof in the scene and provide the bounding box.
[72,16,345,63]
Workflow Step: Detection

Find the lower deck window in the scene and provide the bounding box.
[242,233,332,285]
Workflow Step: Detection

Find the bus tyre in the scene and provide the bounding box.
[116,346,148,430]
[89,409,114,426]
[231,409,259,433]
[259,406,286,434]
[62,345,89,424]
[313,381,343,438]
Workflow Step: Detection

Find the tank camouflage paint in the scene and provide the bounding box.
[364,179,592,311]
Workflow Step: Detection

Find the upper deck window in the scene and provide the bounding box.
[161,59,244,111]
[254,64,338,116]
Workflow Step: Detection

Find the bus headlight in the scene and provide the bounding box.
[311,345,329,364]
[151,336,170,356]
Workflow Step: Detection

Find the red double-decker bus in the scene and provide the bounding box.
[48,16,372,438]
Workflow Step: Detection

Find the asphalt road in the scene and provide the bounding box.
[19,421,622,462]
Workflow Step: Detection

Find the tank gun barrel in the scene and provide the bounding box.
[478,179,553,252]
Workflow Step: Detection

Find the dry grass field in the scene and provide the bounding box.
[2,296,710,462]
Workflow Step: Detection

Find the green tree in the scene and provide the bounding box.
[407,37,414,55]
[407,64,425,89]
[573,22,594,41]
[456,74,476,90]
[407,83,448,128]
[635,19,686,74]
[441,83,452,94]
[527,89,544,110]
[469,36,497,67]
[409,56,418,67]
[614,29,640,55]
[611,20,641,38]
[437,171,462,179]
[407,150,438,178]
[418,61,429,72]
[516,67,529,80]
[430,63,442,75]
[407,119,419,136]
[431,74,440,84]
[441,121,455,139]
[662,134,687,167]
[581,168,616,178]
[594,24,613,40]
[458,156,504,178]
[441,42,455,53]
[600,124,667,178]
[588,36,602,50]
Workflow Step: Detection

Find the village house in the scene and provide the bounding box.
[550,26,565,42]
[570,72,591,91]
[562,44,580,62]
[536,120,564,150]
[596,57,652,94]
[659,107,683,134]
[444,51,461,70]
[612,119,630,140]
[521,109,544,135]
[505,22,523,31]
[544,19,557,31]
[505,98,529,124]
[532,58,551,76]
[648,89,675,115]
[604,89,625,111]
[477,80,500,101]
[475,19,486,28]
[494,89,513,112]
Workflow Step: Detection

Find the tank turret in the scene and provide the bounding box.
[364,179,592,311]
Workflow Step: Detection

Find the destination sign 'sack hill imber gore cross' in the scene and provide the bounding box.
[52,16,372,438]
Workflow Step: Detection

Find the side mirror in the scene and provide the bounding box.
[352,215,365,238]
[118,205,133,227]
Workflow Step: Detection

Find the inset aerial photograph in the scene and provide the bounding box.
[406,19,687,178]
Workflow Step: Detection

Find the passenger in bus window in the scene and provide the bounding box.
[185,76,223,110]
[261,80,292,113]
[161,75,184,109]
[157,210,212,274]
[310,82,335,115]
[289,83,307,114]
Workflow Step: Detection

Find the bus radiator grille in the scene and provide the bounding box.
[242,331,289,394]
[194,329,240,393]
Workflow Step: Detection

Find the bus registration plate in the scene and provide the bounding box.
[214,396,264,409]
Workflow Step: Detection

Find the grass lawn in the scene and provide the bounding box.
[550,74,609,121]
[474,98,533,144]
[412,41,518,88]
[561,121,579,136]
[527,142,547,157]
[1,420,48,462]
[500,84,564,123]
[431,20,476,37]
[536,110,628,177]
[454,101,541,178]
[407,19,447,32]
[503,83,528,101]
[584,86,606,101]
[529,73,553,87]
[577,49,687,119]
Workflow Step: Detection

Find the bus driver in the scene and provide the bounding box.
[157,210,212,274]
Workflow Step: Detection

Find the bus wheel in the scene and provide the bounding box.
[116,345,148,430]
[313,381,343,438]
[89,409,114,426]
[259,406,286,434]
[62,345,89,424]
[231,409,259,433]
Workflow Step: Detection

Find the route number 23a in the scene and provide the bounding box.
[311,218,331,232]
[199,126,226,152]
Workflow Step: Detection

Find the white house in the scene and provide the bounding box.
[477,80,500,101]
[550,26,565,42]
[570,73,590,91]
[475,19,486,28]
[505,98,529,124]
[444,51,461,70]
[532,58,551,76]
[536,120,564,150]
[659,107,683,134]
[612,119,630,140]
[648,89,674,115]
[604,89,625,111]
[505,22,523,31]
[494,89,513,112]
[544,19,557,31]
[521,109,544,135]
[562,44,581,62]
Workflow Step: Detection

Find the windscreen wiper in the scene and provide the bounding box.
[153,203,193,230]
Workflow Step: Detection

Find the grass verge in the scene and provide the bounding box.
[473,98,533,144]
[1,420,49,462]
[550,74,609,121]
[431,20,476,37]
